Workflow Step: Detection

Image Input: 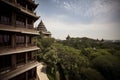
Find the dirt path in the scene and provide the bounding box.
[37,62,49,80]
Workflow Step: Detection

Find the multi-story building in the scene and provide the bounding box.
[37,20,51,38]
[0,0,40,80]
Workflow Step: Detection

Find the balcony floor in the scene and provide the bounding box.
[0,24,39,35]
[0,46,40,56]
[0,61,39,80]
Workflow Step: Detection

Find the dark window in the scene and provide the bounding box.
[32,51,37,60]
[27,36,31,44]
[27,19,33,29]
[0,55,11,71]
[0,16,10,24]
[0,34,11,47]
[10,72,26,80]
[16,15,25,27]
[28,68,36,79]
[16,35,25,46]
[27,52,32,61]
[17,0,26,8]
[27,24,33,29]
[16,53,25,64]
[0,11,11,25]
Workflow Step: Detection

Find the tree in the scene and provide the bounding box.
[92,55,120,80]
[80,67,105,80]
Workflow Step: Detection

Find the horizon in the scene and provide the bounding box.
[34,0,120,40]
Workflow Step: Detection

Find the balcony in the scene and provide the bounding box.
[16,20,25,28]
[0,0,39,19]
[0,45,40,56]
[0,61,39,80]
[25,0,38,8]
[20,4,36,15]
[26,0,35,3]
[0,24,39,35]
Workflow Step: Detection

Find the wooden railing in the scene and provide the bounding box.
[4,0,36,15]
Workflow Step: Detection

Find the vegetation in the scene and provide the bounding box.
[37,37,120,80]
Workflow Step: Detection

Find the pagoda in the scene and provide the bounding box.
[0,0,40,80]
[37,20,51,38]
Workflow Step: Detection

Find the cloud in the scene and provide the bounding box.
[35,0,120,40]
[38,15,120,40]
[63,2,71,10]
[51,0,120,24]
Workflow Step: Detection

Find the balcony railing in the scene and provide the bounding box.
[0,66,11,75]
[3,0,36,15]
[27,0,35,3]
[20,4,36,15]
[0,16,11,25]
[16,21,25,27]
[27,24,33,29]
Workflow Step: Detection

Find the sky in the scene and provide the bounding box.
[35,0,120,40]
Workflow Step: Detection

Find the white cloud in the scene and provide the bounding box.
[63,2,71,10]
[52,0,120,24]
[38,15,120,40]
[35,0,120,40]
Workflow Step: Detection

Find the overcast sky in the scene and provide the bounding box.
[35,0,120,40]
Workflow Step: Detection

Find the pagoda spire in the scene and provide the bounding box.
[37,20,51,38]
[37,20,47,32]
[66,34,71,40]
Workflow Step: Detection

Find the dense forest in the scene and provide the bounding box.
[37,36,120,80]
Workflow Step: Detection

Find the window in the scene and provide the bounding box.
[32,51,37,60]
[16,15,25,27]
[27,36,31,44]
[27,52,32,61]
[27,19,33,29]
[28,68,36,79]
[16,35,25,45]
[0,55,11,71]
[10,72,26,80]
[27,24,33,29]
[0,16,10,24]
[16,53,25,64]
[0,34,11,47]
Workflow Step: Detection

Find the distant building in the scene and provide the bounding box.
[0,0,40,80]
[37,20,51,38]
[66,34,71,40]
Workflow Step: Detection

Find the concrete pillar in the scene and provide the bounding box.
[26,72,28,80]
[32,20,34,28]
[12,34,16,48]
[25,52,28,64]
[31,52,34,60]
[11,11,16,26]
[35,51,37,60]
[25,17,28,28]
[26,4,28,11]
[11,54,16,69]
[25,35,28,47]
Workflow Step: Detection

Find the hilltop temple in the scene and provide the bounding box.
[37,20,51,38]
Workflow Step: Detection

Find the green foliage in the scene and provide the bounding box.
[92,55,120,80]
[80,67,105,80]
[43,47,58,65]
[39,38,55,48]
[37,36,120,80]
[46,66,54,80]
[89,49,111,60]
[59,37,99,49]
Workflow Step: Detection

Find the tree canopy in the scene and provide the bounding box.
[37,37,120,80]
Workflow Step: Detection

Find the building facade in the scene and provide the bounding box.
[37,20,51,38]
[0,0,40,80]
